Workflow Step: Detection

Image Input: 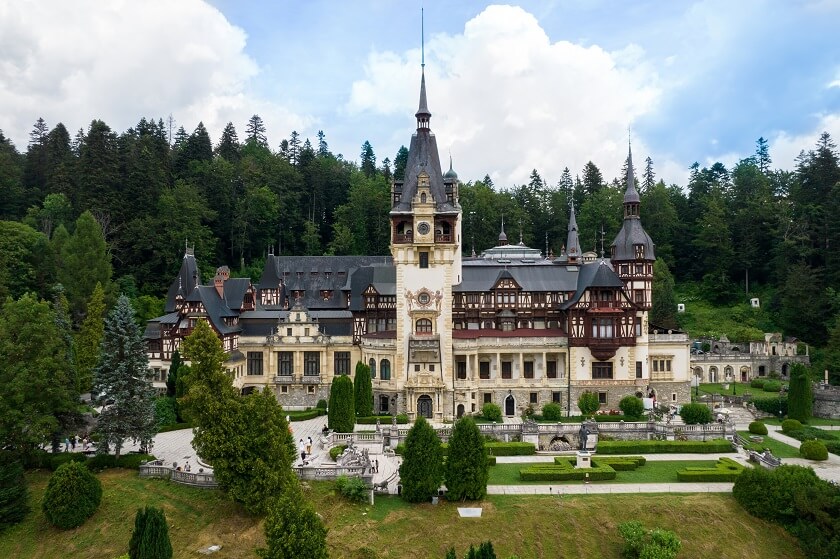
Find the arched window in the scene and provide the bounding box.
[420,192,427,203]
[416,319,433,335]
[369,358,377,379]
[380,359,391,381]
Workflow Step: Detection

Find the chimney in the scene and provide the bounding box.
[214,266,230,299]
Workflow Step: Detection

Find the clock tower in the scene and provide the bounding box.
[390,69,462,420]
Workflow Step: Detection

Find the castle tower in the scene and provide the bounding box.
[390,69,462,420]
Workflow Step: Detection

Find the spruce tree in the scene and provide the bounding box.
[353,361,373,417]
[444,416,488,501]
[129,506,172,559]
[651,259,679,329]
[787,364,813,422]
[399,417,444,503]
[328,375,355,433]
[59,211,112,317]
[258,483,328,559]
[92,295,156,458]
[166,350,181,398]
[0,453,29,534]
[75,282,105,393]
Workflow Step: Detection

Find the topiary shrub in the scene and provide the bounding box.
[619,396,644,419]
[577,391,600,417]
[781,419,803,433]
[335,475,369,502]
[541,402,563,421]
[129,506,172,559]
[396,413,409,424]
[328,375,355,433]
[800,440,828,461]
[316,399,328,410]
[481,403,502,422]
[398,417,444,503]
[762,380,782,392]
[329,445,347,461]
[750,379,766,389]
[679,403,713,425]
[748,422,768,436]
[42,461,102,529]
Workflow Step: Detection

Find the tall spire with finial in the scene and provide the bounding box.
[415,7,431,129]
[498,215,508,246]
[623,139,640,217]
[566,198,580,263]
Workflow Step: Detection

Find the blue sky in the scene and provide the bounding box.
[2,0,839,187]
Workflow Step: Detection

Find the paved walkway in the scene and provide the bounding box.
[487,483,734,494]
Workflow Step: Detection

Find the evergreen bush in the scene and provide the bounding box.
[753,397,787,416]
[0,452,29,534]
[787,364,813,423]
[679,403,712,424]
[335,475,369,502]
[154,397,177,428]
[800,440,828,461]
[329,445,347,461]
[258,484,328,559]
[445,416,489,501]
[41,461,102,529]
[353,361,373,417]
[618,395,644,419]
[316,399,328,410]
[399,417,444,503]
[762,380,782,392]
[781,419,803,433]
[328,375,355,433]
[541,402,563,421]
[128,506,172,559]
[748,421,768,435]
[481,403,502,422]
[577,391,600,416]
[750,378,766,389]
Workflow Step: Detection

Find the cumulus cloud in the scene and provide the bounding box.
[0,0,310,148]
[347,5,662,187]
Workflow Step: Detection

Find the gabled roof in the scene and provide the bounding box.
[562,259,625,309]
[348,265,397,311]
[165,253,200,313]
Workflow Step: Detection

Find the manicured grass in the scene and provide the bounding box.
[488,460,723,485]
[697,383,782,401]
[738,431,801,458]
[761,417,840,427]
[2,470,805,559]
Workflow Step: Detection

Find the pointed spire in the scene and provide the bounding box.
[415,69,431,128]
[498,216,508,246]
[624,142,640,206]
[566,199,580,262]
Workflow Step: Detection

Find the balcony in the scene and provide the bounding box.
[435,233,452,243]
[302,374,321,384]
[393,233,413,244]
[274,375,294,384]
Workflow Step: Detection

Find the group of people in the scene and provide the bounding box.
[63,435,91,452]
[299,436,313,462]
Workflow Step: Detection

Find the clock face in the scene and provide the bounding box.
[417,221,430,235]
[418,292,431,305]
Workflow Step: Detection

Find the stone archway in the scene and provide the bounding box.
[417,395,433,419]
[456,404,465,418]
[504,394,515,416]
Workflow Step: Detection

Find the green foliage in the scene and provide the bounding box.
[577,391,600,416]
[799,440,828,461]
[41,461,102,529]
[0,221,51,301]
[154,397,176,428]
[787,364,813,422]
[92,295,156,458]
[481,403,502,422]
[753,396,787,416]
[483,442,535,456]
[618,521,681,559]
[676,457,744,482]
[59,211,112,316]
[329,445,347,461]
[165,351,181,398]
[782,419,803,433]
[75,282,105,393]
[353,361,373,417]
[748,421,768,435]
[128,506,172,559]
[445,416,489,501]
[750,378,766,389]
[762,380,782,392]
[596,439,733,454]
[258,484,328,559]
[316,399,328,410]
[0,453,29,534]
[619,396,644,419]
[399,417,444,503]
[520,459,617,481]
[335,475,369,503]
[328,375,355,433]
[678,403,713,424]
[650,259,679,329]
[355,415,408,424]
[541,402,563,421]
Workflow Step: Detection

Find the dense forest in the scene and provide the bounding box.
[0,115,839,365]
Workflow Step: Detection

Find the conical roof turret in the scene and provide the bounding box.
[415,69,431,128]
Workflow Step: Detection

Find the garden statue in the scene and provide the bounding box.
[579,422,590,451]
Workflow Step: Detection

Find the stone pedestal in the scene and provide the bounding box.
[575,450,592,469]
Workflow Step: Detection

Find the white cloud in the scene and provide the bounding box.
[0,0,311,148]
[770,113,840,170]
[347,4,662,187]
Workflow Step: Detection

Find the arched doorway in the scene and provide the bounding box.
[417,395,433,418]
[693,366,703,383]
[504,394,515,416]
[456,404,465,418]
[782,363,789,377]
[741,367,749,382]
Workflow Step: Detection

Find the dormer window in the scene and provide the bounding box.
[635,244,645,259]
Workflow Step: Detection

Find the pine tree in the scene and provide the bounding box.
[258,484,328,559]
[360,141,376,178]
[0,453,29,534]
[92,295,156,458]
[444,416,488,501]
[75,282,105,394]
[328,375,355,432]
[354,361,373,417]
[316,130,329,157]
[651,259,679,329]
[216,122,241,162]
[642,156,655,194]
[129,506,173,559]
[245,115,268,148]
[393,145,409,180]
[756,137,771,174]
[60,211,112,317]
[399,416,444,503]
[787,364,813,422]
[288,131,301,165]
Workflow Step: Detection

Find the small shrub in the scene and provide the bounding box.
[753,397,787,416]
[129,506,172,559]
[329,445,347,461]
[481,403,502,422]
[750,379,766,389]
[763,380,782,392]
[781,419,803,433]
[47,452,88,471]
[679,403,713,425]
[800,440,828,461]
[748,422,768,436]
[396,413,409,424]
[541,403,563,421]
[577,391,600,417]
[768,370,781,379]
[86,454,117,472]
[316,399,328,410]
[42,461,102,529]
[335,475,369,502]
[619,396,644,419]
[117,454,156,470]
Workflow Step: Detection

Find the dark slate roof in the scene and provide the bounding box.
[258,255,392,310]
[222,278,251,311]
[562,259,625,309]
[189,285,240,334]
[165,253,200,313]
[566,200,581,258]
[611,217,655,261]
[348,265,397,311]
[624,145,640,204]
[456,260,579,292]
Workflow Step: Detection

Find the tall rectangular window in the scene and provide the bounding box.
[419,252,429,268]
[304,352,320,375]
[635,317,642,337]
[547,360,557,379]
[247,352,263,375]
[501,361,512,379]
[592,318,614,338]
[552,391,562,403]
[592,362,613,379]
[529,392,538,404]
[277,351,293,375]
[483,393,492,404]
[636,361,643,379]
[334,352,350,375]
[598,392,608,404]
[456,360,467,380]
[524,361,534,379]
[479,361,490,380]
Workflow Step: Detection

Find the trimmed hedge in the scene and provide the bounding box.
[485,442,535,456]
[748,422,768,435]
[586,456,647,471]
[44,452,156,472]
[781,419,803,433]
[487,456,496,466]
[800,440,829,461]
[542,403,563,421]
[750,379,766,389]
[520,458,616,481]
[157,422,193,433]
[823,440,840,456]
[329,445,347,461]
[762,381,782,393]
[596,439,733,454]
[753,396,787,417]
[676,457,744,482]
[679,403,713,425]
[287,409,326,421]
[356,415,409,425]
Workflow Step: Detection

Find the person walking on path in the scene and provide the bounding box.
[63,437,70,452]
[306,436,312,455]
[299,439,306,462]
[70,436,76,451]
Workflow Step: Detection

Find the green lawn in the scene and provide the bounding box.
[697,383,783,401]
[488,460,723,485]
[761,416,840,427]
[738,431,801,458]
[1,469,805,559]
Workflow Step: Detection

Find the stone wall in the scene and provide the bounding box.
[272,384,330,410]
[813,385,840,419]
